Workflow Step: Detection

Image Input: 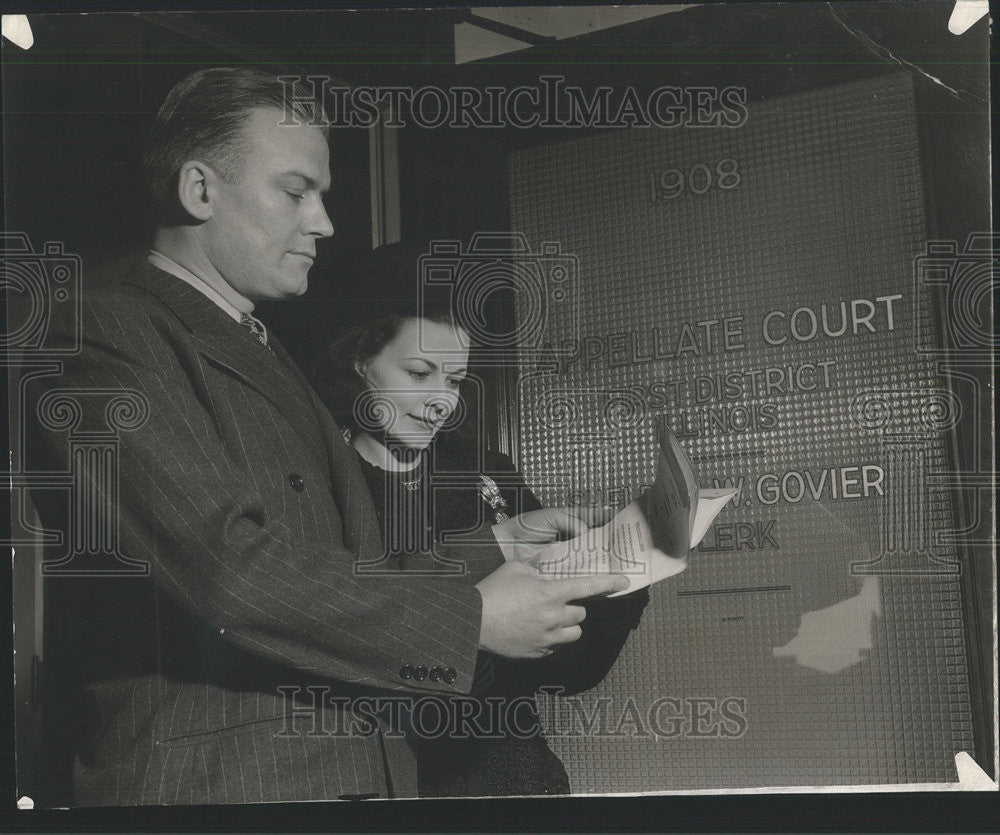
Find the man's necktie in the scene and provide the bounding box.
[239,312,274,354]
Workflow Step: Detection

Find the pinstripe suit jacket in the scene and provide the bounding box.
[27,263,506,806]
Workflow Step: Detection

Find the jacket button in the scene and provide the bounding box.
[429,665,443,682]
[399,664,414,680]
[289,473,305,492]
[443,667,457,684]
[413,665,427,681]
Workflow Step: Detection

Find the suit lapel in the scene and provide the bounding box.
[128,263,384,560]
[130,265,324,461]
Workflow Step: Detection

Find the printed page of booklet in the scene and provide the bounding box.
[537,424,738,596]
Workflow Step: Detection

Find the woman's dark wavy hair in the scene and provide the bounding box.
[310,243,476,458]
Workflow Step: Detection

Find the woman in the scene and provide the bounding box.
[311,243,647,797]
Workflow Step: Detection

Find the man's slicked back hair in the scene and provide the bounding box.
[142,67,328,210]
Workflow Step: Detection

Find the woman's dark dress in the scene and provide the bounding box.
[357,447,648,797]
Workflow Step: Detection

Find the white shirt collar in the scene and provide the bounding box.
[147,250,254,323]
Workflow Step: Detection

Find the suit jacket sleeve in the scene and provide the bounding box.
[26,290,499,696]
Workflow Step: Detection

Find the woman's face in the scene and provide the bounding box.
[356,317,470,450]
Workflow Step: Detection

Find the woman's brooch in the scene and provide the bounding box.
[478,474,510,524]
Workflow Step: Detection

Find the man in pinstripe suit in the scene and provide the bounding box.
[26,68,627,805]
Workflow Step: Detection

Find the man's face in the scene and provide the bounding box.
[203,107,333,300]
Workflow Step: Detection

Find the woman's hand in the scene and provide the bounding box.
[491,505,616,565]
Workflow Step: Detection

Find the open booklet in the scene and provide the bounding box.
[536,423,738,596]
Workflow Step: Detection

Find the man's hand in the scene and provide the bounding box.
[475,561,630,658]
[491,505,617,564]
